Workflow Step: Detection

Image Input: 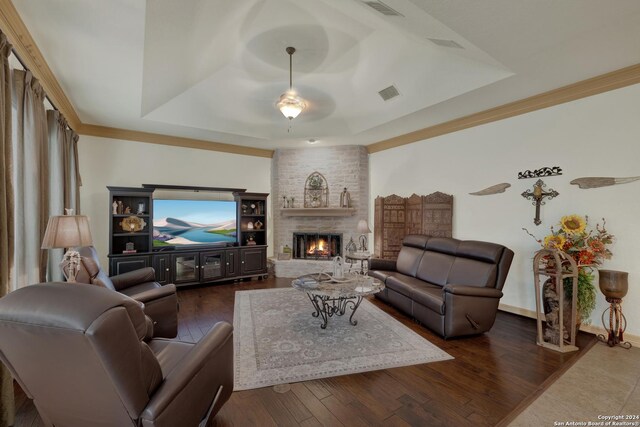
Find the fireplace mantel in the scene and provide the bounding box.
[281,208,356,217]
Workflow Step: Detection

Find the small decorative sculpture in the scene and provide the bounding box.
[469,183,511,196]
[254,220,263,230]
[521,179,559,225]
[117,200,124,214]
[340,187,351,208]
[137,202,145,215]
[247,221,254,230]
[570,176,640,189]
[112,201,118,214]
[332,256,345,279]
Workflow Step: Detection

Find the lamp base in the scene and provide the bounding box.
[597,297,632,349]
[60,249,81,283]
[358,235,368,252]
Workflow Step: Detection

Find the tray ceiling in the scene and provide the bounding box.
[12,0,640,150]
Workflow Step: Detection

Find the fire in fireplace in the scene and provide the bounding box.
[293,232,342,260]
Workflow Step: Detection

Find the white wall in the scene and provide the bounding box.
[370,83,640,335]
[78,136,272,267]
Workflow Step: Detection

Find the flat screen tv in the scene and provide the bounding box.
[153,199,237,248]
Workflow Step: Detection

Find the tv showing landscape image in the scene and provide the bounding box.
[153,199,237,247]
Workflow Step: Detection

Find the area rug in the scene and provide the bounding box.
[233,287,453,390]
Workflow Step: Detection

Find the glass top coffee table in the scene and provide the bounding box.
[291,272,384,329]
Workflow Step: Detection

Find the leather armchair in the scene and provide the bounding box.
[77,246,178,338]
[0,283,233,427]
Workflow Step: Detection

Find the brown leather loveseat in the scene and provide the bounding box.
[0,283,233,427]
[369,235,514,338]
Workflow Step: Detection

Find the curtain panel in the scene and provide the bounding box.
[46,110,81,281]
[0,31,15,427]
[11,69,49,289]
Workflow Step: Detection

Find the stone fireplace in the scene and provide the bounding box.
[271,146,369,277]
[293,232,342,260]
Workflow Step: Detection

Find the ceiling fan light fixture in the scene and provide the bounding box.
[277,46,306,121]
[277,91,306,120]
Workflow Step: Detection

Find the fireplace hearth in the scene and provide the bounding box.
[293,232,342,260]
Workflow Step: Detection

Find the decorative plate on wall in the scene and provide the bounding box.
[120,216,146,232]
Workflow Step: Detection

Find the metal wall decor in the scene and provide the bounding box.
[518,166,563,179]
[570,176,640,189]
[469,183,511,196]
[304,171,329,208]
[521,179,559,225]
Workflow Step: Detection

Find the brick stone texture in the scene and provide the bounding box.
[271,146,369,262]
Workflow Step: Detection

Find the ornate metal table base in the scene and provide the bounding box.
[597,297,632,349]
[307,293,364,329]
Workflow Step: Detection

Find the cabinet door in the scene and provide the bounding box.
[110,256,150,276]
[200,251,226,282]
[172,253,200,285]
[153,254,172,285]
[240,247,266,275]
[225,249,239,278]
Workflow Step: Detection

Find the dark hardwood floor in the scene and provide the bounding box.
[13,277,595,427]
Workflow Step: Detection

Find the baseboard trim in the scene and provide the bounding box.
[499,303,640,347]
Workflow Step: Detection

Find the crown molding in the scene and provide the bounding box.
[367,63,640,154]
[0,0,81,129]
[78,124,274,158]
[4,0,639,159]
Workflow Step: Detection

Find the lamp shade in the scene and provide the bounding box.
[357,219,371,234]
[41,215,93,249]
[276,91,306,119]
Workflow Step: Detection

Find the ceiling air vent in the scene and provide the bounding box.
[428,38,464,49]
[363,1,404,17]
[378,85,400,101]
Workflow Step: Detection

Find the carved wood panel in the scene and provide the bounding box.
[374,194,406,260]
[374,192,453,260]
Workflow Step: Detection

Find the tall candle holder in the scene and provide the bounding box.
[597,269,631,349]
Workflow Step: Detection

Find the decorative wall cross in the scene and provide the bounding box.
[521,179,559,226]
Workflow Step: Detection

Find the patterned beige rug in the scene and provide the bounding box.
[233,287,453,390]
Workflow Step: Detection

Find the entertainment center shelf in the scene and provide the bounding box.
[107,186,268,286]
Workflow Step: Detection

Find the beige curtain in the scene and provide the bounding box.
[63,127,81,214]
[0,31,15,427]
[11,69,49,289]
[46,111,81,281]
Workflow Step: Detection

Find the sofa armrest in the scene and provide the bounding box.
[129,283,176,304]
[443,284,503,298]
[369,258,397,271]
[110,267,156,291]
[141,322,233,424]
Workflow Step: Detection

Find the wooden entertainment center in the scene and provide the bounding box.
[107,185,268,287]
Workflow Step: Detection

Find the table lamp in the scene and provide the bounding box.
[357,219,371,252]
[41,210,93,282]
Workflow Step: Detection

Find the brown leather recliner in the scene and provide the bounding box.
[0,283,233,427]
[77,246,178,338]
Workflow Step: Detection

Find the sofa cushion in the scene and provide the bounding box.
[447,258,497,288]
[402,235,429,249]
[386,273,432,298]
[425,237,460,255]
[396,246,425,277]
[412,286,445,315]
[369,269,392,284]
[416,251,455,286]
[456,240,504,264]
[385,274,444,315]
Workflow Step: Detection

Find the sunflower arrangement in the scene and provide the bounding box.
[524,214,615,321]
